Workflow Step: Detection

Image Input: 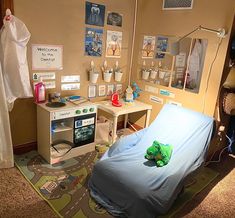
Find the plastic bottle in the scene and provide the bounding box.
[34,77,46,103]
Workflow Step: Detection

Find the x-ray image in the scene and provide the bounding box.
[85,1,105,27]
[107,12,122,27]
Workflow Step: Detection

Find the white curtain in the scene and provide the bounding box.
[0,61,13,168]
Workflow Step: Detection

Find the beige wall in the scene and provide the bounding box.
[131,0,235,125]
[11,0,135,146]
[9,0,235,146]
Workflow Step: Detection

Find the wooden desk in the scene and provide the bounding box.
[95,100,152,143]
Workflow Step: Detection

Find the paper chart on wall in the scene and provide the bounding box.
[106,30,122,58]
[142,36,156,58]
[32,44,63,70]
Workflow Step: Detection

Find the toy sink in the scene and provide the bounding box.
[45,102,66,108]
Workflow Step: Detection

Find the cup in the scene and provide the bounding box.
[90,71,99,83]
[150,70,158,79]
[104,71,112,82]
[115,71,123,82]
[142,70,150,80]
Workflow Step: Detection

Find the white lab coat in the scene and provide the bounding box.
[0,11,33,111]
[188,39,202,83]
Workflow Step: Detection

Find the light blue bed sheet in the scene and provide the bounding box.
[89,104,214,218]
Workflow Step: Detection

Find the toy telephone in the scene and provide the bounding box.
[111,92,122,107]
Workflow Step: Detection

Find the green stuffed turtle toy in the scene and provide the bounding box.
[145,140,173,167]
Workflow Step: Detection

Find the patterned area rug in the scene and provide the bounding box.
[15,150,112,218]
[15,150,219,218]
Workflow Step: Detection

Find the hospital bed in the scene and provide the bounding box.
[89,104,214,218]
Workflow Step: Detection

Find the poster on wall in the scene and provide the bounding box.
[155,36,168,59]
[107,12,122,27]
[142,35,156,58]
[85,1,105,27]
[106,30,122,58]
[85,27,103,57]
[32,44,63,70]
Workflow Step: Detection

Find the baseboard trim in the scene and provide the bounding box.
[13,142,37,155]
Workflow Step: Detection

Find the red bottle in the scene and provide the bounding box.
[34,77,46,103]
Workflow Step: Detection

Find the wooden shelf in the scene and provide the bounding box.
[52,124,73,133]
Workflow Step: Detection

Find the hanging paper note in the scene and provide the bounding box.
[98,85,106,97]
[159,89,175,98]
[61,83,80,91]
[32,44,63,70]
[61,75,80,83]
[33,72,55,81]
[150,95,164,104]
[88,85,96,98]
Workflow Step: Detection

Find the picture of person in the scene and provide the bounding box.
[142,36,156,58]
[106,31,122,58]
[85,27,103,57]
[85,1,105,27]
